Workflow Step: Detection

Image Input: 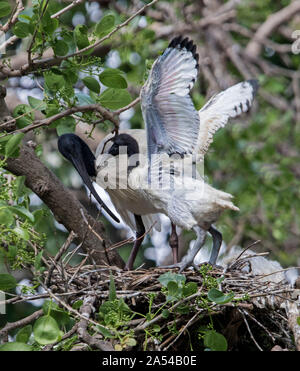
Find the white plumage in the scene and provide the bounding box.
[93,36,258,270]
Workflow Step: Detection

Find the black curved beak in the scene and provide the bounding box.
[71,156,120,223]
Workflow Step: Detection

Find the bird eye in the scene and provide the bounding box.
[109,144,119,156]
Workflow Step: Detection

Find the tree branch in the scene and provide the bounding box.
[51,0,85,19]
[245,1,300,57]
[5,142,124,268]
[0,0,24,33]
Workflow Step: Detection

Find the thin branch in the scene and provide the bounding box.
[239,308,263,351]
[45,230,77,287]
[114,96,141,115]
[27,0,50,67]
[51,0,84,19]
[1,104,119,137]
[77,295,114,351]
[0,309,43,340]
[54,0,159,60]
[245,1,300,57]
[0,0,24,33]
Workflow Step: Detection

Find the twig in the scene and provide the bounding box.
[114,96,141,116]
[239,308,263,351]
[245,1,300,57]
[0,0,24,33]
[42,323,78,351]
[45,230,77,287]
[27,0,50,67]
[51,0,84,19]
[77,295,114,351]
[54,0,159,60]
[0,309,43,340]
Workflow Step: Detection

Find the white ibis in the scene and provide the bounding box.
[58,36,258,271]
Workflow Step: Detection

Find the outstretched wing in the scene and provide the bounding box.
[140,36,200,162]
[196,80,259,157]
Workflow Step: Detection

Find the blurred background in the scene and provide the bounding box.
[1,0,300,327]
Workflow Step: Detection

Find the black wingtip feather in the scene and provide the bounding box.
[246,79,259,96]
[168,36,199,65]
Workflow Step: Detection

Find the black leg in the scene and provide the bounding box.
[169,223,179,264]
[208,226,222,266]
[125,214,145,270]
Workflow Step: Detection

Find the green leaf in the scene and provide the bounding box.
[13,226,30,241]
[95,14,115,38]
[44,71,65,91]
[41,11,58,35]
[16,325,32,344]
[203,330,228,351]
[96,324,114,338]
[0,1,11,18]
[182,282,198,297]
[28,96,46,111]
[158,272,186,287]
[8,206,35,223]
[33,315,61,345]
[13,22,31,38]
[207,288,235,304]
[56,116,76,136]
[124,337,136,347]
[297,317,300,326]
[166,281,179,301]
[162,309,170,318]
[83,76,100,94]
[15,175,26,198]
[99,69,127,89]
[5,133,25,158]
[52,39,69,56]
[0,273,17,291]
[72,300,83,310]
[34,250,43,271]
[99,88,131,110]
[76,92,95,106]
[42,301,71,327]
[0,342,32,351]
[13,104,33,128]
[74,24,89,50]
[0,208,14,226]
[109,271,117,301]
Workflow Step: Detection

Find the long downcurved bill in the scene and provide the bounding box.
[72,157,120,223]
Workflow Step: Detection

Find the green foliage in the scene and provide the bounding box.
[99,69,128,89]
[33,315,61,345]
[207,288,235,305]
[0,1,11,18]
[0,273,17,291]
[203,330,228,351]
[158,271,197,301]
[0,158,45,270]
[0,342,32,351]
[16,325,32,344]
[98,274,133,329]
[99,88,132,110]
[95,14,115,38]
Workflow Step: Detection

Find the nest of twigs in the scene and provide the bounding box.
[40,252,300,352]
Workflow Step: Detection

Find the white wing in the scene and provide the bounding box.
[196,80,259,157]
[140,36,200,160]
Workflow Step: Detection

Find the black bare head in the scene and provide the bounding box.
[57,133,120,223]
[58,133,96,177]
[108,134,140,157]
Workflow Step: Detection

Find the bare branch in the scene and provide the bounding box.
[51,0,84,19]
[0,309,43,341]
[245,1,300,57]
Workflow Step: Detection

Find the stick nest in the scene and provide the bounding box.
[43,254,299,352]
